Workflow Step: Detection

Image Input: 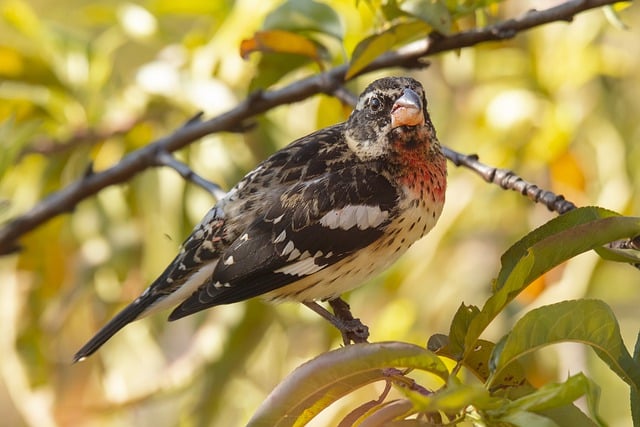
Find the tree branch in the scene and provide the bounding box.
[441,147,577,214]
[0,0,625,255]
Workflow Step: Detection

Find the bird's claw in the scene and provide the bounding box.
[338,318,369,345]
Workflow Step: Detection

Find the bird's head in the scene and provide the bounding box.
[345,77,434,162]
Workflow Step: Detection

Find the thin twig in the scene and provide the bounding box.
[441,147,577,214]
[154,151,227,201]
[441,147,640,261]
[0,0,625,255]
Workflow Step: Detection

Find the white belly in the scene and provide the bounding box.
[263,196,442,302]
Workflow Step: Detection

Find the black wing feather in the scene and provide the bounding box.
[168,167,398,320]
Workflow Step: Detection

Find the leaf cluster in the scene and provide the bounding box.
[252,207,640,426]
[241,0,505,88]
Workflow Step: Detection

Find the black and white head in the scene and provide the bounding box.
[345,77,430,161]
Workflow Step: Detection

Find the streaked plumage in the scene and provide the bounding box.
[74,76,446,362]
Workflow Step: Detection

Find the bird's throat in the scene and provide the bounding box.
[391,129,447,204]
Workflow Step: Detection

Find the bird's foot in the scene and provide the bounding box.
[328,298,369,345]
[303,298,370,346]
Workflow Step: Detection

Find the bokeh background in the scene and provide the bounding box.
[1,0,639,425]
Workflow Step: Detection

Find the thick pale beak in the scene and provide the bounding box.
[390,88,424,128]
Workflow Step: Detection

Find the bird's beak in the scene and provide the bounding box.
[390,88,424,128]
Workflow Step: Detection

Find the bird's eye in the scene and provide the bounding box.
[369,97,382,112]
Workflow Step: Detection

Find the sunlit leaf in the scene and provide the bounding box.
[490,300,640,398]
[633,331,640,427]
[463,207,640,357]
[429,335,527,391]
[399,0,452,34]
[0,117,41,179]
[402,378,500,413]
[247,342,448,426]
[380,0,406,21]
[240,30,326,62]
[537,405,600,427]
[495,411,561,427]
[446,303,480,358]
[262,0,343,40]
[446,0,508,17]
[488,373,604,427]
[150,0,230,14]
[248,52,312,91]
[0,46,62,88]
[346,20,430,79]
[495,207,622,291]
[2,0,44,39]
[594,244,640,265]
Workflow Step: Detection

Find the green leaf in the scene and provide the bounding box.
[489,373,604,427]
[380,0,407,21]
[240,30,327,62]
[248,52,312,91]
[429,335,528,391]
[0,45,63,88]
[631,330,640,427]
[0,117,41,180]
[446,0,508,17]
[248,342,448,426]
[512,374,599,414]
[446,303,480,358]
[346,20,430,79]
[2,0,45,40]
[489,300,640,398]
[262,0,343,40]
[497,411,561,427]
[594,244,640,265]
[245,0,341,89]
[399,0,452,34]
[402,379,501,413]
[463,207,640,358]
[495,207,621,292]
[537,405,600,427]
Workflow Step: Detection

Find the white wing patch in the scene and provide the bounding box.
[140,260,218,317]
[275,257,325,277]
[274,230,287,243]
[282,240,295,256]
[319,205,388,231]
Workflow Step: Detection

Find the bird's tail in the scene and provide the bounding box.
[73,296,150,363]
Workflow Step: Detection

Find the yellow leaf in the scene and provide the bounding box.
[346,20,430,79]
[240,30,322,62]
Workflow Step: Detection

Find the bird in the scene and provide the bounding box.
[73,76,447,362]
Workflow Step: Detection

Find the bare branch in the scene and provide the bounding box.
[154,151,227,201]
[441,147,577,214]
[0,0,624,255]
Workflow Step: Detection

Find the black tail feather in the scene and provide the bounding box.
[73,298,149,363]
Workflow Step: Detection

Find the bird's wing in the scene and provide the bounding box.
[169,166,399,320]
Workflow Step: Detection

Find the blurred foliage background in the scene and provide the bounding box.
[0,0,639,425]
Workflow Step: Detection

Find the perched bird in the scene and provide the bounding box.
[73,76,447,362]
